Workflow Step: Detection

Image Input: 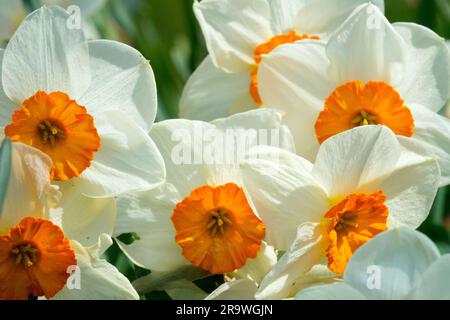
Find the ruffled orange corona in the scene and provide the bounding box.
[0,217,77,300]
[250,31,320,105]
[4,91,100,181]
[315,81,414,144]
[324,190,388,274]
[172,183,265,274]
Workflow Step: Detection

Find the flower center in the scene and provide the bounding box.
[39,120,65,146]
[4,91,101,181]
[352,110,378,126]
[0,217,77,300]
[250,31,320,106]
[172,183,265,274]
[324,190,389,274]
[207,208,233,237]
[334,212,359,232]
[11,243,39,268]
[315,81,414,144]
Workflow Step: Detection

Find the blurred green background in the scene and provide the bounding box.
[22,0,450,298]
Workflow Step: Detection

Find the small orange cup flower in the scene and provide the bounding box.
[4,91,101,181]
[324,190,389,274]
[0,217,77,300]
[172,183,265,274]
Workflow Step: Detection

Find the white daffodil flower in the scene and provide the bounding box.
[0,0,105,41]
[179,0,384,121]
[0,6,165,245]
[296,227,450,300]
[116,109,293,297]
[240,125,441,299]
[258,3,450,186]
[0,140,138,300]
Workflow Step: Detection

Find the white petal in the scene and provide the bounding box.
[57,181,116,246]
[241,146,328,250]
[294,0,384,37]
[393,23,450,112]
[211,108,296,153]
[408,105,450,187]
[0,49,18,127]
[411,255,450,300]
[52,236,139,300]
[194,0,273,73]
[115,184,190,272]
[150,119,217,197]
[0,142,54,231]
[232,242,278,285]
[289,264,339,295]
[78,111,165,197]
[295,282,366,300]
[206,279,258,300]
[255,223,329,300]
[165,280,208,300]
[313,126,401,198]
[152,110,291,196]
[382,137,441,229]
[326,4,406,85]
[179,56,255,121]
[268,0,306,34]
[0,0,26,41]
[2,6,90,103]
[79,40,157,131]
[258,41,332,161]
[344,227,440,300]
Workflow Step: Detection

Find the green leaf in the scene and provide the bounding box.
[0,138,13,219]
[431,187,447,225]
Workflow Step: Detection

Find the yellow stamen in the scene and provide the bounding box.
[39,120,65,146]
[11,243,39,268]
[352,110,378,126]
[207,209,232,237]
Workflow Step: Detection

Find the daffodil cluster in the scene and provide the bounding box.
[0,0,449,300]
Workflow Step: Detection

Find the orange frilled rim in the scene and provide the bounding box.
[171,183,265,274]
[250,31,320,106]
[4,91,100,181]
[0,217,76,300]
[325,190,389,274]
[315,81,414,144]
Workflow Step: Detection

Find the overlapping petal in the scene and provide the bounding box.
[0,142,55,232]
[2,6,91,103]
[193,0,273,72]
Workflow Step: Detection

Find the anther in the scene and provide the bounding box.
[39,120,65,146]
[208,209,232,237]
[352,110,377,126]
[11,243,39,268]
